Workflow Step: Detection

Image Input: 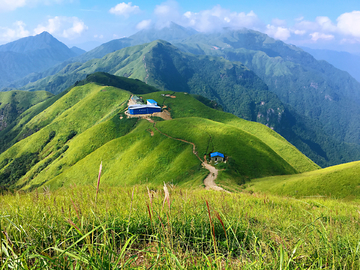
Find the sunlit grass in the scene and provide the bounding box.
[247,160,360,200]
[1,185,360,268]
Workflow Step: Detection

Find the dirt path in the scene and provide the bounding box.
[151,121,228,192]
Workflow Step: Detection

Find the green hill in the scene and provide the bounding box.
[0,75,318,191]
[247,161,360,200]
[0,90,53,151]
[15,41,357,167]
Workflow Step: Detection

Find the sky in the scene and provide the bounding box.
[1,0,360,53]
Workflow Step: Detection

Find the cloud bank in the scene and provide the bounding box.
[34,16,88,39]
[0,21,29,42]
[109,2,140,17]
[137,1,360,47]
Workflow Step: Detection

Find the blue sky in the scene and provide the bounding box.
[1,0,360,52]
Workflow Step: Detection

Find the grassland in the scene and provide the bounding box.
[143,91,319,174]
[246,160,360,200]
[0,78,319,191]
[1,185,360,269]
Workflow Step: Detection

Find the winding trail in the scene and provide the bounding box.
[152,121,228,192]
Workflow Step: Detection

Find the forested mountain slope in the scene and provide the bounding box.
[175,29,360,147]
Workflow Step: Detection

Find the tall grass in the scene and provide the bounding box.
[1,185,360,269]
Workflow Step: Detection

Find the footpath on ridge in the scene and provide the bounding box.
[152,121,228,192]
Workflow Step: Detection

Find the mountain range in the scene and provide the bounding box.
[301,47,360,83]
[0,32,85,89]
[1,23,360,169]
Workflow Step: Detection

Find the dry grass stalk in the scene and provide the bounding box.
[95,161,102,203]
[205,200,217,255]
[147,187,152,208]
[214,211,226,238]
[163,182,170,211]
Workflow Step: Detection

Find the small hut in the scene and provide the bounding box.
[210,152,225,162]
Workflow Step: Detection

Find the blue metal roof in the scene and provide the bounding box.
[147,99,157,104]
[210,152,224,158]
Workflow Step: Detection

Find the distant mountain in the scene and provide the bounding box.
[6,26,360,167]
[18,40,286,129]
[301,47,360,82]
[0,32,82,89]
[3,23,199,90]
[76,22,198,62]
[17,41,360,167]
[70,46,86,55]
[175,29,360,147]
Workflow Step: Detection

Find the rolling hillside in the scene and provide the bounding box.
[15,40,360,167]
[247,160,360,200]
[0,73,318,191]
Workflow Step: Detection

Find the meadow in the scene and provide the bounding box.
[1,184,360,269]
[246,160,360,200]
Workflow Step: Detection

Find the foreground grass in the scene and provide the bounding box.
[1,185,360,269]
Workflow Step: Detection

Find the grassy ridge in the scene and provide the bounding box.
[0,90,52,111]
[39,120,206,190]
[0,79,319,191]
[1,185,360,268]
[0,83,132,189]
[156,117,296,176]
[0,90,54,153]
[143,91,319,173]
[246,160,360,200]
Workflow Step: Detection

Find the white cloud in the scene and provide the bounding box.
[271,18,286,27]
[310,32,334,42]
[293,29,306,35]
[0,0,73,12]
[109,2,140,17]
[136,19,152,30]
[315,16,337,32]
[34,16,88,39]
[337,11,360,37]
[153,0,181,28]
[182,6,262,32]
[0,0,26,11]
[0,21,30,42]
[266,25,290,41]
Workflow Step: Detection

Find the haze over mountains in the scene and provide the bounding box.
[1,23,360,169]
[0,32,85,89]
[301,47,360,83]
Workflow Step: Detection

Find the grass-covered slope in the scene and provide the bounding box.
[142,91,318,174]
[0,90,53,149]
[19,40,284,131]
[0,76,318,191]
[17,40,358,167]
[0,72,158,155]
[247,161,360,199]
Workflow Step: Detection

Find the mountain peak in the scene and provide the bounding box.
[129,22,198,43]
[0,31,69,53]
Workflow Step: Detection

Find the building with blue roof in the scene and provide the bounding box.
[147,99,158,106]
[210,152,225,162]
[128,104,161,115]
